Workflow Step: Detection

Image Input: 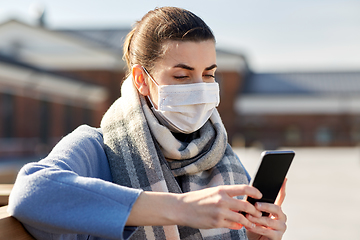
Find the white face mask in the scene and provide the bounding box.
[143,67,220,134]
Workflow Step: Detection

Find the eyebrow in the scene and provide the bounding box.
[205,64,217,71]
[173,63,217,71]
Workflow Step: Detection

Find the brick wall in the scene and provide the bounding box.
[236,113,360,148]
[61,70,126,108]
[216,71,244,144]
[0,92,102,157]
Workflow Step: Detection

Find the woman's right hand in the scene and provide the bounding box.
[176,185,263,230]
[126,185,262,230]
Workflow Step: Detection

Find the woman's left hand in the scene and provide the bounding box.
[245,179,288,240]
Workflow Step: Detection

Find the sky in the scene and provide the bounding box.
[0,0,359,72]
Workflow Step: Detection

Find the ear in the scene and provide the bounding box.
[132,64,150,96]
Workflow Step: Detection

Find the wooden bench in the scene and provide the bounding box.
[0,205,35,239]
[0,184,34,239]
[0,184,14,206]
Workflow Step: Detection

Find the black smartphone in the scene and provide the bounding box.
[243,150,295,217]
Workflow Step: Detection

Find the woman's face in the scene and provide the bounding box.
[144,40,217,109]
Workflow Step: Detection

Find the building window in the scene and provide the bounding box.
[2,93,15,138]
[351,126,360,144]
[83,108,92,126]
[285,125,301,145]
[40,100,51,144]
[315,126,332,145]
[64,104,73,134]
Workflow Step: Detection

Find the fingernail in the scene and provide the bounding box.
[257,202,262,208]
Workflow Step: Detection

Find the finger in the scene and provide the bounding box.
[275,178,287,206]
[229,199,262,218]
[228,222,243,230]
[255,202,287,222]
[246,214,287,232]
[225,209,257,230]
[245,220,278,240]
[222,185,262,200]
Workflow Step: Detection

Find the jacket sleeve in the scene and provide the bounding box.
[7,125,142,240]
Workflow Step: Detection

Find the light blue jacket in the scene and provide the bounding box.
[8,125,250,240]
[8,125,142,240]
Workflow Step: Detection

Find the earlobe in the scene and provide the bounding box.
[132,65,150,96]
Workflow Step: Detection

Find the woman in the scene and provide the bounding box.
[8,6,287,240]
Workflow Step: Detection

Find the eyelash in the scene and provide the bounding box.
[174,76,188,79]
[174,75,215,79]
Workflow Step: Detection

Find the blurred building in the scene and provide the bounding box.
[0,19,245,157]
[0,54,108,156]
[2,17,358,156]
[235,71,360,149]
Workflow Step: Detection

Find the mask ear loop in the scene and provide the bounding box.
[142,66,159,109]
[142,67,160,86]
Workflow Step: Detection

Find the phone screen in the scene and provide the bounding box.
[245,151,295,216]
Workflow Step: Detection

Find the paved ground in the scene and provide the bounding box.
[234,147,360,240]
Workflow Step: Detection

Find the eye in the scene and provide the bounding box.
[203,74,215,82]
[174,76,189,79]
[204,74,215,79]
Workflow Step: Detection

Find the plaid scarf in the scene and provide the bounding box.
[101,77,249,240]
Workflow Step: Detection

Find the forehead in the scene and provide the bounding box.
[158,40,216,68]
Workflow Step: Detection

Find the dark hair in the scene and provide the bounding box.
[123,7,215,77]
